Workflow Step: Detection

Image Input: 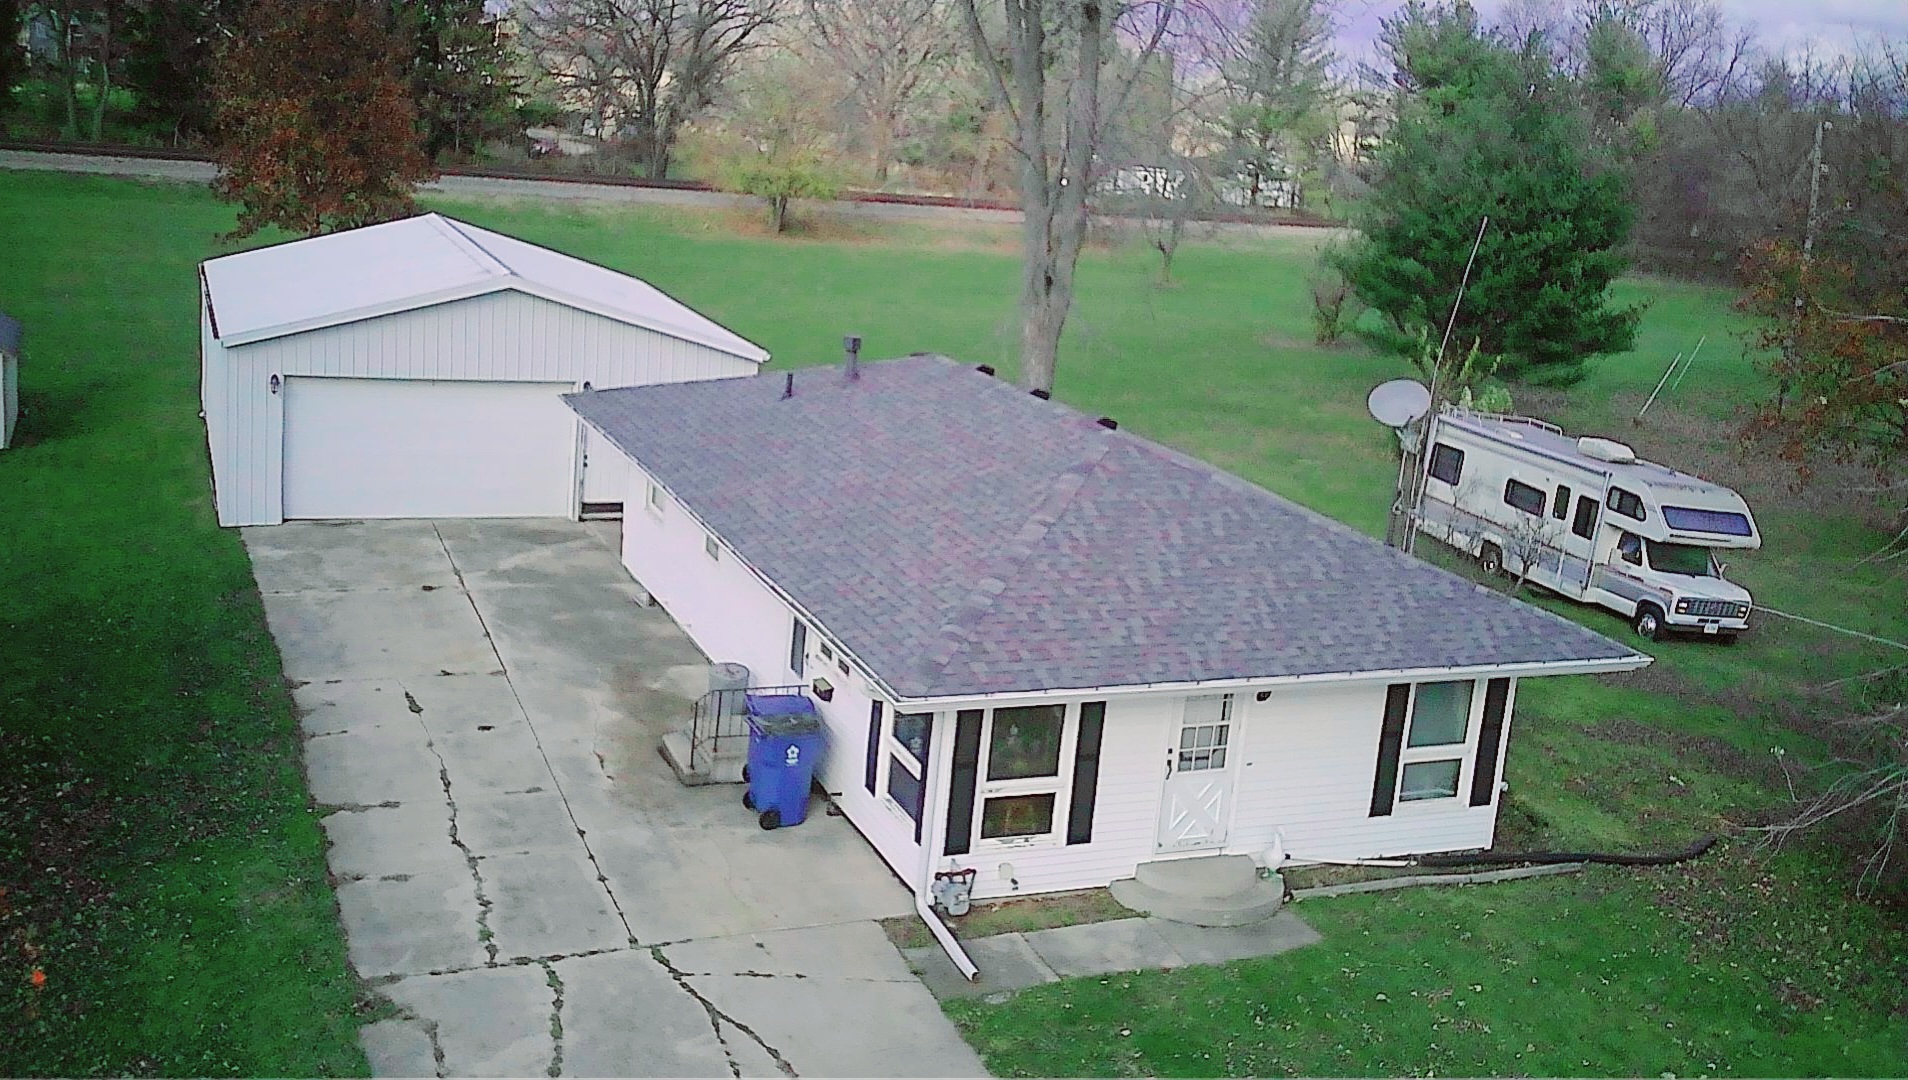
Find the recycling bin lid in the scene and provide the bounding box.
[745,692,822,735]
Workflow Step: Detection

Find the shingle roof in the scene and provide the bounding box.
[199,214,769,361]
[567,355,1646,700]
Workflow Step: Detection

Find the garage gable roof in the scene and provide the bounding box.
[199,214,770,362]
[567,355,1649,702]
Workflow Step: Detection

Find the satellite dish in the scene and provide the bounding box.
[1367,379,1432,427]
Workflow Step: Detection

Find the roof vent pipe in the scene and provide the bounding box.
[1097,417,1118,430]
[977,364,995,376]
[783,371,794,399]
[844,334,862,379]
[1030,388,1051,400]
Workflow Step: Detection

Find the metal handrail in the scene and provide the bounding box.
[688,684,811,773]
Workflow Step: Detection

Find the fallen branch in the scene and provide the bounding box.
[1416,834,1718,868]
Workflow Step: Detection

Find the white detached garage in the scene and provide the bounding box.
[199,213,768,527]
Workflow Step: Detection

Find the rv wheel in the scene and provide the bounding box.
[1478,543,1503,577]
[1633,605,1666,642]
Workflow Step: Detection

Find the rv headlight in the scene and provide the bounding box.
[1674,599,1690,614]
[1736,604,1750,618]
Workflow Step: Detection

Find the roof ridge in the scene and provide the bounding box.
[914,430,1114,694]
[431,215,514,280]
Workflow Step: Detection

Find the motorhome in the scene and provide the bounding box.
[1416,409,1761,641]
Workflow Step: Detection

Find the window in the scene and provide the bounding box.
[1617,531,1643,565]
[1428,442,1465,485]
[1397,680,1473,805]
[704,534,720,560]
[1407,681,1472,747]
[1607,487,1646,521]
[1646,541,1716,577]
[819,640,835,661]
[1552,484,1571,521]
[884,711,933,830]
[1177,695,1232,771]
[1571,494,1598,540]
[644,482,667,517]
[789,620,807,677]
[1504,478,1546,517]
[1662,506,1752,537]
[978,704,1070,843]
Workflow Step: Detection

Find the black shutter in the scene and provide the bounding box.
[1470,678,1511,806]
[944,710,984,855]
[1066,701,1107,845]
[864,701,882,795]
[789,620,806,677]
[1370,684,1410,817]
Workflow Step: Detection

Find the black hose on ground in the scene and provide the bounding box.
[1415,833,1718,868]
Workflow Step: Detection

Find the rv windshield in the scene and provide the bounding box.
[1646,541,1716,577]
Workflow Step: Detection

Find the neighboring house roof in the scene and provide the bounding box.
[199,213,770,361]
[568,355,1648,702]
[0,311,19,356]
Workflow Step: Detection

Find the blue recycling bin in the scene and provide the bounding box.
[741,693,824,829]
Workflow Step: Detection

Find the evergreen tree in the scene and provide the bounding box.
[1335,0,1640,384]
[390,0,518,161]
[212,0,434,237]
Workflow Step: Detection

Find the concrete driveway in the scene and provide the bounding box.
[245,519,985,1078]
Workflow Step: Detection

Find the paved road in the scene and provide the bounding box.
[246,519,985,1078]
[0,148,1334,237]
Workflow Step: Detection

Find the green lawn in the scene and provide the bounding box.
[1,169,1903,1076]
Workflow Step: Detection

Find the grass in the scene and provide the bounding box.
[0,169,1903,1075]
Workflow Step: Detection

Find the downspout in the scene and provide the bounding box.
[915,706,978,981]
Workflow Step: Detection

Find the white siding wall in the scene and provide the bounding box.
[615,460,922,887]
[1227,680,1511,861]
[206,289,757,526]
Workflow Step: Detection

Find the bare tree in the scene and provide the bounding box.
[960,0,1182,393]
[518,0,779,179]
[801,0,956,185]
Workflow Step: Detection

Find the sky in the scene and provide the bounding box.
[1337,0,1908,60]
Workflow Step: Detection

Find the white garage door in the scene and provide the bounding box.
[283,377,577,519]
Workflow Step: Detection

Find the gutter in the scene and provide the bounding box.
[915,894,978,982]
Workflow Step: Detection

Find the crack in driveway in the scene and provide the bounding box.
[650,945,798,1079]
[539,961,566,1078]
[409,691,499,966]
[432,524,639,948]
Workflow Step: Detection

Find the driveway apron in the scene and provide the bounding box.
[246,519,986,1078]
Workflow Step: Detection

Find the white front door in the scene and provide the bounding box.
[1156,694,1238,851]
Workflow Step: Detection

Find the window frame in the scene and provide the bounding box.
[703,533,721,561]
[1607,486,1647,522]
[1571,493,1599,540]
[880,709,934,830]
[789,619,807,678]
[1503,478,1546,517]
[1428,442,1465,485]
[1393,680,1479,808]
[1552,484,1571,521]
[971,702,1079,849]
[644,481,667,519]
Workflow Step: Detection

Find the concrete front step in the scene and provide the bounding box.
[658,730,743,787]
[1135,854,1261,898]
[1110,855,1286,927]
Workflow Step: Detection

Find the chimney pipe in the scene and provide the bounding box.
[1030,388,1051,400]
[976,364,995,377]
[1097,417,1118,430]
[844,334,862,379]
[782,371,794,399]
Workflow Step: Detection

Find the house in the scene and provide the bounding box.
[198,213,768,527]
[567,353,1650,916]
[0,309,18,450]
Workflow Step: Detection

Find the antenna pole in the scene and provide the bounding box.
[1636,353,1680,422]
[1402,216,1490,556]
[1669,334,1706,392]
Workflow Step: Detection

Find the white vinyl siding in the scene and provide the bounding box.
[204,289,756,526]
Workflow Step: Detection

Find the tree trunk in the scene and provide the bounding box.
[770,195,787,233]
[90,2,112,143]
[60,14,79,138]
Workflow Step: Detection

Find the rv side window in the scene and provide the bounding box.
[1552,485,1571,520]
[1428,443,1464,485]
[1571,495,1598,539]
[1607,487,1646,521]
[1503,479,1546,517]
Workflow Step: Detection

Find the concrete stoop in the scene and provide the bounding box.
[1109,854,1285,927]
[658,730,743,786]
